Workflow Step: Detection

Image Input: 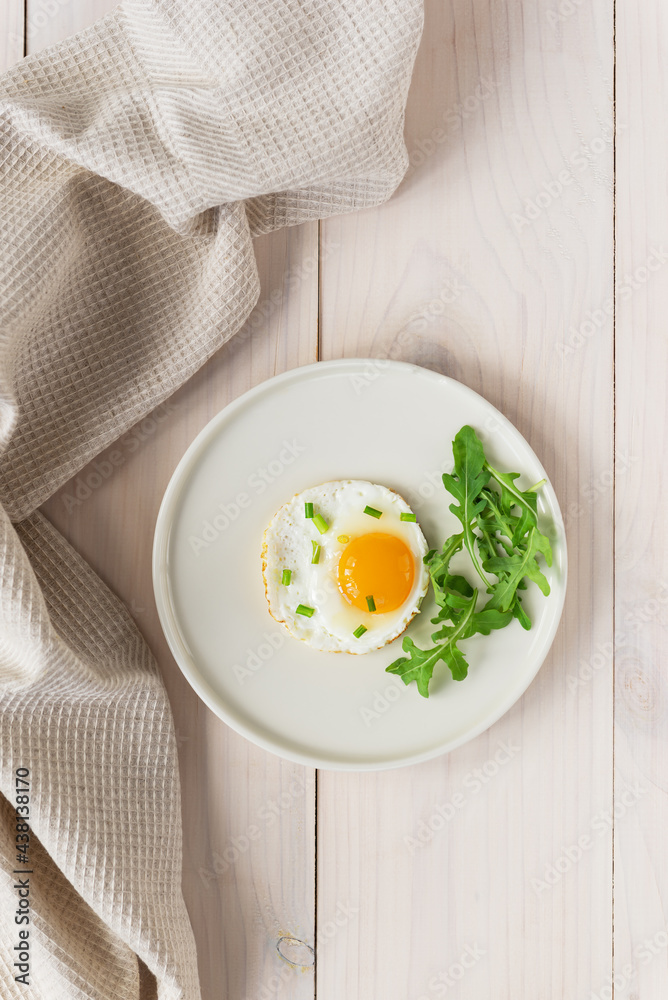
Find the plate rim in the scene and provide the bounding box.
[152,358,568,771]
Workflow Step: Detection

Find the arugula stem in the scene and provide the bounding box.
[431,589,478,643]
[463,531,491,589]
[479,526,508,559]
[484,461,534,510]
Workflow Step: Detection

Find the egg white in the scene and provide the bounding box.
[261,480,429,654]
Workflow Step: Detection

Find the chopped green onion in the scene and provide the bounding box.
[353,624,368,638]
[313,512,329,534]
[311,541,321,564]
[363,505,383,519]
[281,569,292,585]
[400,512,417,522]
[304,502,314,518]
[337,534,350,544]
[296,604,315,618]
[366,595,376,613]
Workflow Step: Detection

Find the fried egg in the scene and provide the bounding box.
[261,481,429,653]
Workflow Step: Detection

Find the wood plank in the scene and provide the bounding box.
[0,1,24,72]
[317,0,614,997]
[31,4,319,998]
[26,0,116,54]
[614,1,668,996]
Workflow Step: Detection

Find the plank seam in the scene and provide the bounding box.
[314,768,319,1000]
[611,0,617,994]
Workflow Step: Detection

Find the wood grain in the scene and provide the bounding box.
[0,1,23,71]
[615,1,668,996]
[25,0,116,53]
[318,0,614,997]
[27,4,319,999]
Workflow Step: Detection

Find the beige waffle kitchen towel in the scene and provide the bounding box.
[0,1,423,997]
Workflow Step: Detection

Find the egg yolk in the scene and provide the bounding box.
[337,532,415,613]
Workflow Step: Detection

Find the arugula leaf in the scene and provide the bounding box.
[424,533,471,613]
[470,605,514,634]
[478,486,523,553]
[476,484,551,622]
[387,592,478,695]
[425,532,464,589]
[441,426,491,587]
[483,526,552,612]
[483,462,540,546]
[510,595,532,631]
[430,604,513,642]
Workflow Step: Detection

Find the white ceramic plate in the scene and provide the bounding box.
[153,359,566,770]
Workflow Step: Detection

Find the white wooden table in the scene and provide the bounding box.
[3,1,666,997]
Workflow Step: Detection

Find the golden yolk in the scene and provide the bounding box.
[337,533,415,613]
